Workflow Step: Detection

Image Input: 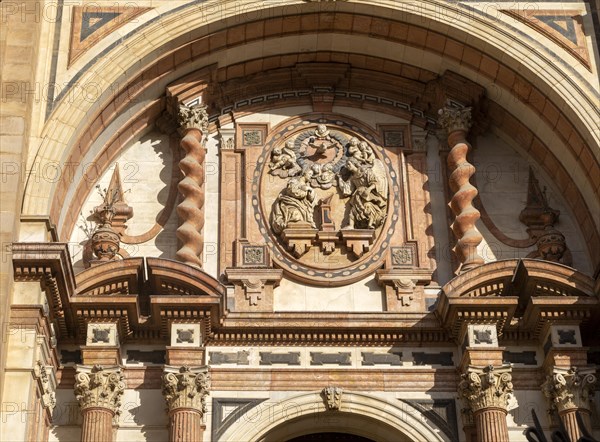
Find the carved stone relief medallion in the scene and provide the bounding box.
[253,117,401,286]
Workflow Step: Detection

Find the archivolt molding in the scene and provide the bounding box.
[219,390,451,442]
[27,0,599,220]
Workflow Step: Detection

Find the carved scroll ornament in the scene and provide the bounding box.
[74,365,125,414]
[163,366,211,414]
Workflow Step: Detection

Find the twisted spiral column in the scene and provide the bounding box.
[175,104,209,268]
[438,107,484,272]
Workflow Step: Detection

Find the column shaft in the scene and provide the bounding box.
[81,407,114,442]
[560,408,591,442]
[474,408,509,442]
[169,408,203,442]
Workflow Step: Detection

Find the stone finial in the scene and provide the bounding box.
[322,386,343,411]
[459,365,514,413]
[34,360,56,412]
[162,366,211,414]
[542,367,597,413]
[74,365,125,414]
[177,103,209,135]
[438,106,472,134]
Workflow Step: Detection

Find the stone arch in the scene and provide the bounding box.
[218,391,453,442]
[23,0,599,267]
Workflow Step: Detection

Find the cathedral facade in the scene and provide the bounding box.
[1,1,599,441]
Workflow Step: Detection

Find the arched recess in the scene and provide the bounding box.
[23,0,600,267]
[218,391,452,442]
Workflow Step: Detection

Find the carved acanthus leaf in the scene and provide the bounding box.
[459,364,514,412]
[177,103,209,134]
[438,107,472,134]
[162,365,211,414]
[322,386,343,411]
[542,366,597,412]
[74,365,125,414]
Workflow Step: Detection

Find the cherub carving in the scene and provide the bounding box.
[269,140,301,177]
[311,163,336,189]
[309,124,334,155]
[347,137,374,165]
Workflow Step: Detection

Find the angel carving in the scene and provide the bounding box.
[338,157,388,229]
[269,140,301,177]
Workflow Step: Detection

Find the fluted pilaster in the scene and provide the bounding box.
[438,106,484,272]
[542,366,596,440]
[175,104,209,268]
[459,364,513,442]
[74,365,125,442]
[163,366,211,442]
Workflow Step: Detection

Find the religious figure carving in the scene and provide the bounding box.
[269,140,301,177]
[271,170,317,234]
[338,157,388,229]
[347,138,375,165]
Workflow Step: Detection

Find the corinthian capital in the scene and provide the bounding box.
[177,103,209,135]
[438,106,472,134]
[542,366,597,413]
[74,365,125,414]
[163,366,211,414]
[459,364,514,413]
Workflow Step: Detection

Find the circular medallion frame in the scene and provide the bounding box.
[252,115,402,286]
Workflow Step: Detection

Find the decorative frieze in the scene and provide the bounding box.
[311,352,351,366]
[259,352,301,365]
[503,351,537,366]
[162,366,211,414]
[209,351,250,365]
[413,352,454,367]
[459,364,514,413]
[361,351,402,366]
[74,365,125,414]
[542,366,597,413]
[126,350,166,364]
[321,386,343,411]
